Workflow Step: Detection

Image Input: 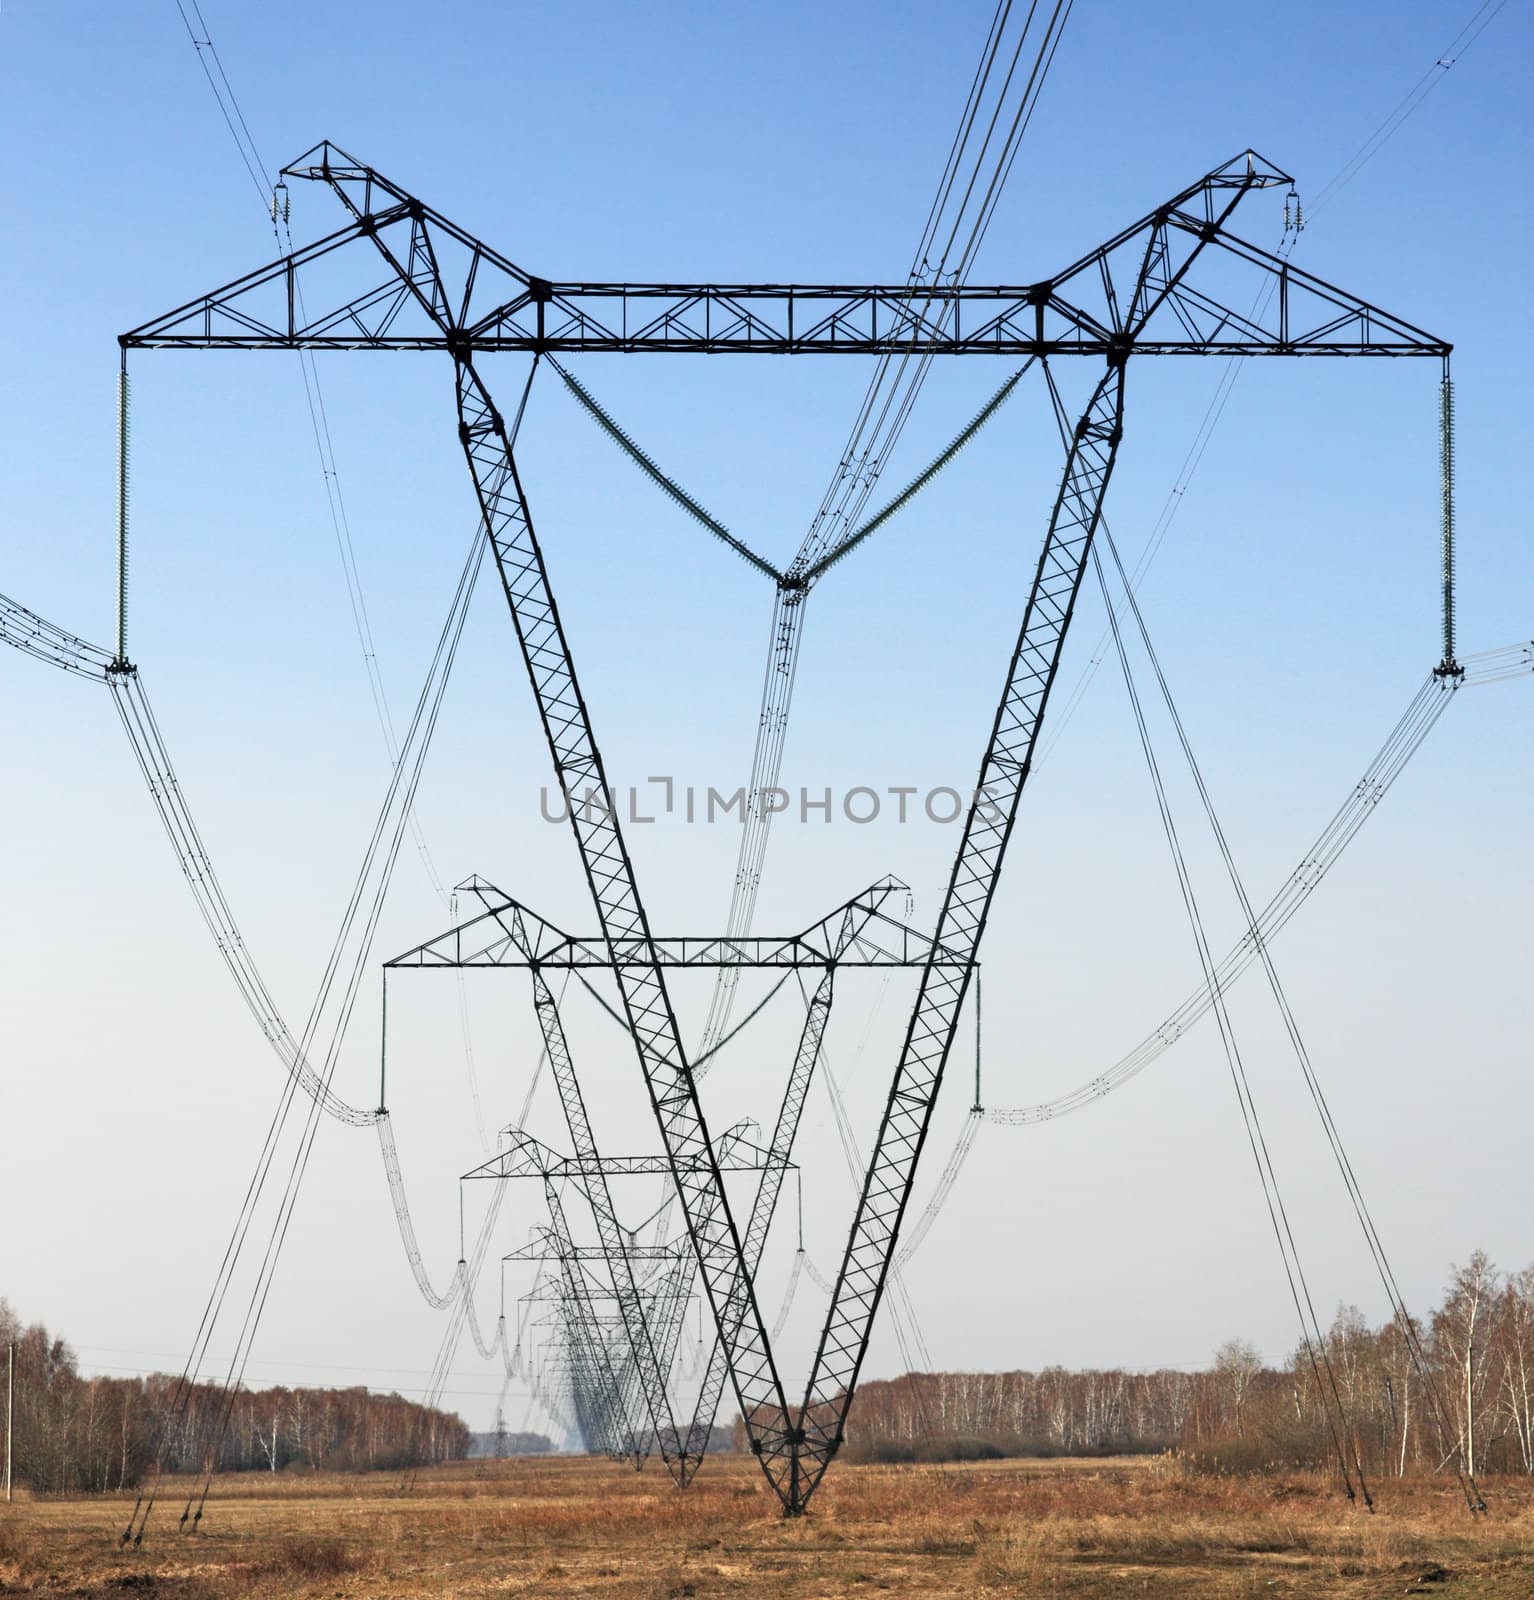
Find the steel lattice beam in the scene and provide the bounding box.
[793,365,1125,1497]
[120,146,1447,361]
[385,874,939,969]
[447,350,802,1492]
[680,965,835,1471]
[463,1124,787,1186]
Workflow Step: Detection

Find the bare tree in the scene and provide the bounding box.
[1214,1339,1263,1439]
[1434,1251,1501,1478]
[1496,1263,1534,1474]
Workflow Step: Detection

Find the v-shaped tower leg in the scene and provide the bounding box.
[784,365,1127,1509]
[455,347,1123,1512]
[678,880,906,1476]
[677,966,833,1474]
[452,356,799,1495]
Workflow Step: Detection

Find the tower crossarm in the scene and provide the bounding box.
[505,1241,692,1264]
[386,877,575,967]
[119,145,1447,361]
[464,1122,789,1184]
[384,874,954,970]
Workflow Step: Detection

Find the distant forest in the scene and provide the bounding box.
[0,1299,469,1495]
[8,1249,1531,1493]
[844,1251,1534,1476]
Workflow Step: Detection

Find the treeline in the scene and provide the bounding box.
[846,1252,1534,1476]
[0,1300,470,1495]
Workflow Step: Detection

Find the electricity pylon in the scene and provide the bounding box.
[122,146,1450,1511]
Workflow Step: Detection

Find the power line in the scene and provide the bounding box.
[1309,0,1512,216]
[171,0,269,205]
[1094,513,1486,1513]
[1070,436,1368,1503]
[698,0,1077,1059]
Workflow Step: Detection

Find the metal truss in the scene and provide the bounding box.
[682,967,832,1464]
[675,880,898,1472]
[790,364,1123,1494]
[538,1182,631,1459]
[385,874,938,970]
[409,881,915,1479]
[123,144,1448,1514]
[480,880,687,1477]
[514,1229,701,1462]
[535,1218,654,1464]
[400,867,926,1461]
[123,146,1446,363]
[463,1124,787,1186]
[505,1241,693,1264]
[448,875,892,1478]
[480,878,908,1479]
[471,1123,787,1466]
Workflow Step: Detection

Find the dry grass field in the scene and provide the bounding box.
[2,1454,1531,1599]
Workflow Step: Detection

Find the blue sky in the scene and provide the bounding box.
[2,1,1530,1432]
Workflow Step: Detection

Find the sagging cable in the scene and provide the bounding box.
[0,590,115,680]
[800,364,1028,583]
[984,635,1530,1128]
[553,358,782,583]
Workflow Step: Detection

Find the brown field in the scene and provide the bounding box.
[2,1454,1531,1598]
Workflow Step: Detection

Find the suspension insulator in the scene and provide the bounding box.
[116,366,131,666]
[1436,374,1460,676]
